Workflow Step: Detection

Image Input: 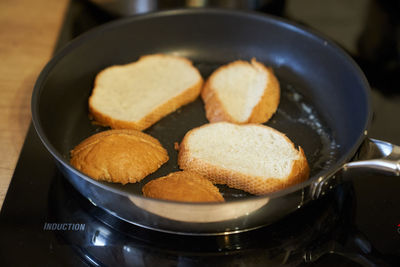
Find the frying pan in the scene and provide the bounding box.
[31,9,400,235]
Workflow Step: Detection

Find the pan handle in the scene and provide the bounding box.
[344,138,400,175]
[309,138,400,200]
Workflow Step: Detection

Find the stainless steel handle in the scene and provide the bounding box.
[310,138,400,200]
[344,138,400,175]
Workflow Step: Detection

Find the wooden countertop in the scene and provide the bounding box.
[0,0,69,209]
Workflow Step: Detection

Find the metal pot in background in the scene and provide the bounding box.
[89,0,157,16]
[88,0,285,16]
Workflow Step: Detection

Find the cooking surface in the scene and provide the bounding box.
[1,0,400,266]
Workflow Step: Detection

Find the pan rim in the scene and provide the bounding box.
[31,8,372,205]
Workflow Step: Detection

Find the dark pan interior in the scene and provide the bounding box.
[32,9,370,198]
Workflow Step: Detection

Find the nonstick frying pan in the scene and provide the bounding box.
[31,9,400,235]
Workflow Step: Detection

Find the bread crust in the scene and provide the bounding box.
[249,61,280,123]
[201,58,280,124]
[88,54,203,130]
[70,129,169,184]
[142,171,224,202]
[178,123,309,195]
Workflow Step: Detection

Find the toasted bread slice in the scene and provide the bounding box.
[178,122,309,195]
[70,129,168,184]
[142,171,224,202]
[89,54,203,130]
[201,58,280,124]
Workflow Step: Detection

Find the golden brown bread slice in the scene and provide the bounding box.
[201,58,280,124]
[89,54,203,130]
[70,129,168,184]
[178,122,309,195]
[142,171,224,202]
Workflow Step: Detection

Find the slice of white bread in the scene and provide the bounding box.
[201,58,280,124]
[70,129,169,184]
[178,122,309,195]
[89,54,203,130]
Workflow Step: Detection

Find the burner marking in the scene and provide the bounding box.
[43,222,85,231]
